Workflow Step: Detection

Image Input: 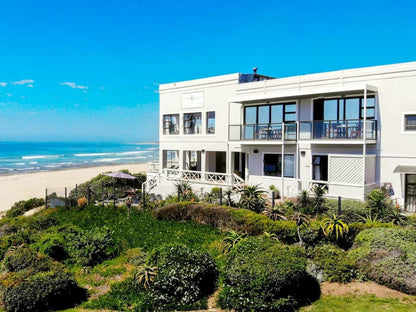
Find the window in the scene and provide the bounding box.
[163,114,179,135]
[163,150,179,169]
[312,155,328,181]
[405,114,416,131]
[314,96,375,121]
[244,102,296,124]
[263,153,295,178]
[183,112,202,134]
[207,111,215,134]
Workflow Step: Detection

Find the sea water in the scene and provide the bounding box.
[0,142,159,175]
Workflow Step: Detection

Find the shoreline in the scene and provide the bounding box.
[0,162,151,212]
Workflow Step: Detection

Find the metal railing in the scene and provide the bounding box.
[229,120,377,141]
[229,122,297,141]
[299,119,377,140]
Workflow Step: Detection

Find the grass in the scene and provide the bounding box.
[298,295,416,312]
[48,205,224,254]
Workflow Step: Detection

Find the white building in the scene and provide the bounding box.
[146,62,416,212]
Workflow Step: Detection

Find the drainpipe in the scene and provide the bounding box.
[363,87,367,199]
[281,123,285,199]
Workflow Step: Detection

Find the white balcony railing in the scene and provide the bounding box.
[164,168,245,188]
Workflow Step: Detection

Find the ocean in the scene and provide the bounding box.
[0,142,159,175]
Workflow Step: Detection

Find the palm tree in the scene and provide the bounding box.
[297,190,312,214]
[291,212,310,246]
[239,184,266,213]
[262,206,287,221]
[311,184,327,215]
[224,189,234,207]
[174,181,192,201]
[321,214,349,241]
[222,230,247,254]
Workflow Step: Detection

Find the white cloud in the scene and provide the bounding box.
[11,79,35,86]
[60,82,88,90]
[5,93,12,97]
[0,82,7,87]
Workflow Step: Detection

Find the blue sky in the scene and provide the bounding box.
[0,0,415,143]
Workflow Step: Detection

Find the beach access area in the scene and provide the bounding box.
[0,163,148,212]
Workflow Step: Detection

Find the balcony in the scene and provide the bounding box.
[229,123,297,141]
[229,120,377,142]
[299,119,377,140]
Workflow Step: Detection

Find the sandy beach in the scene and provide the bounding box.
[0,163,148,212]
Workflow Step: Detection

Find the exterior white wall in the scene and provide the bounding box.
[156,61,416,205]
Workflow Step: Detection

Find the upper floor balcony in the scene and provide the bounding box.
[229,122,297,141]
[229,119,377,142]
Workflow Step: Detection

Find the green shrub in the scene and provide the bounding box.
[153,202,237,229]
[126,247,147,266]
[147,244,218,311]
[325,199,367,223]
[153,203,299,244]
[309,244,356,283]
[6,198,45,218]
[34,232,68,261]
[66,226,119,266]
[84,277,151,311]
[2,247,59,273]
[218,237,320,312]
[2,270,87,312]
[238,184,267,213]
[350,227,416,294]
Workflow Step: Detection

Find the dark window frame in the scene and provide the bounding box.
[314,96,375,121]
[163,114,180,135]
[263,153,295,178]
[244,102,297,124]
[404,114,416,131]
[206,111,216,134]
[163,150,179,169]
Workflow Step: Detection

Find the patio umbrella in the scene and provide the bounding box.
[104,171,137,179]
[103,172,137,206]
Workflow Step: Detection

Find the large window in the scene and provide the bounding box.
[314,96,375,121]
[404,114,416,132]
[244,102,296,124]
[163,150,179,169]
[207,111,215,134]
[183,112,202,134]
[163,114,179,135]
[263,153,295,178]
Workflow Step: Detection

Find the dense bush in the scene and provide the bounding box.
[154,203,299,244]
[34,232,68,261]
[6,198,45,218]
[2,270,87,312]
[309,244,356,283]
[2,247,59,273]
[218,237,320,312]
[86,244,217,312]
[350,227,416,294]
[0,247,87,312]
[325,199,367,223]
[65,226,119,266]
[147,244,218,311]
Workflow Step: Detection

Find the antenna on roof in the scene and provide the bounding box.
[253,67,258,74]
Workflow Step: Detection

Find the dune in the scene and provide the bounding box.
[0,163,148,212]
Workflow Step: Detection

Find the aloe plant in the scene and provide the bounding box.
[321,214,349,241]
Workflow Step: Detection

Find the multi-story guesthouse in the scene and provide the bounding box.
[146,62,416,212]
